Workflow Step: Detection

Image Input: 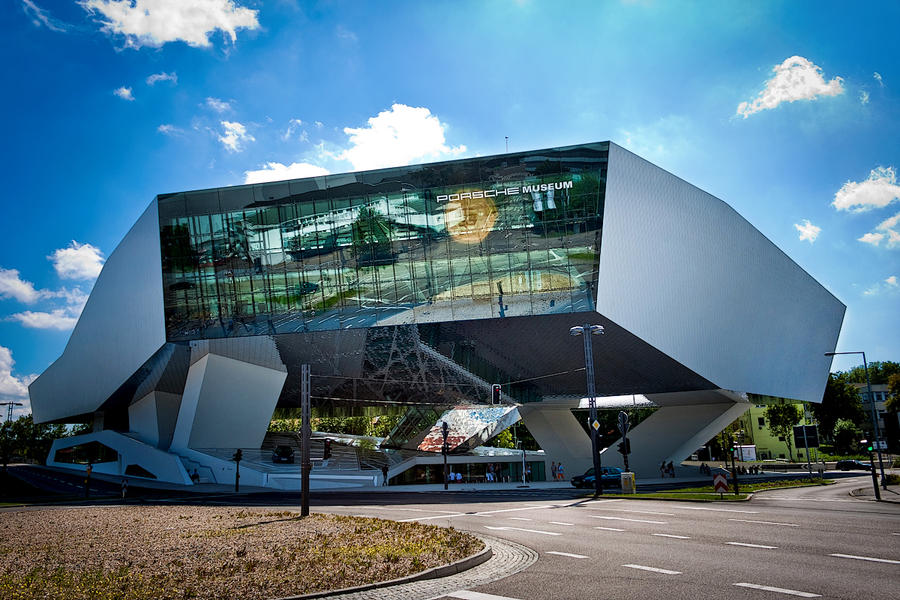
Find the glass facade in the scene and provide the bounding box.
[158,142,608,342]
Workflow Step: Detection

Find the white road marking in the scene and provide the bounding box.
[549,521,574,526]
[652,533,690,539]
[583,498,624,504]
[733,583,820,597]
[447,591,523,600]
[678,506,759,514]
[607,508,675,516]
[508,517,532,521]
[622,564,681,575]
[593,516,667,524]
[594,526,626,532]
[726,542,778,549]
[828,553,900,565]
[729,518,799,527]
[546,551,589,559]
[484,526,561,536]
[398,513,466,522]
[472,505,554,516]
[399,504,552,522]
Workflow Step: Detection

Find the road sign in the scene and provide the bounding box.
[617,411,630,436]
[713,474,729,493]
[591,419,600,431]
[793,425,819,448]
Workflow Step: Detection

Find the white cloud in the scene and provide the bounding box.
[9,309,79,331]
[886,275,898,287]
[0,345,35,417]
[874,72,884,87]
[244,162,330,184]
[22,0,67,32]
[793,219,821,243]
[314,121,324,129]
[157,124,184,136]
[113,86,134,101]
[858,211,900,249]
[618,116,692,163]
[0,268,44,303]
[80,0,259,49]
[146,71,177,85]
[7,286,88,331]
[335,25,357,43]
[737,56,844,118]
[860,90,870,105]
[833,166,900,212]
[205,97,231,113]
[339,103,466,171]
[218,120,253,152]
[49,241,105,280]
[281,118,304,141]
[858,232,885,246]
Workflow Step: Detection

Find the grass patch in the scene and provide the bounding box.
[597,492,749,501]
[0,507,483,600]
[665,478,832,494]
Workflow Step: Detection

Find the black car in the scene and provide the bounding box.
[571,466,624,488]
[835,459,871,471]
[272,445,295,463]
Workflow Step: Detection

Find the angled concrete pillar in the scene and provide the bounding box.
[518,402,594,476]
[171,337,287,450]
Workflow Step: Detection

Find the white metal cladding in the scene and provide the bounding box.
[29,200,167,422]
[599,143,844,403]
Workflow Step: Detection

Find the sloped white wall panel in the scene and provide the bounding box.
[600,144,844,402]
[30,201,166,422]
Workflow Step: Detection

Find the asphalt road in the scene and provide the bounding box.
[5,467,898,599]
[312,477,899,600]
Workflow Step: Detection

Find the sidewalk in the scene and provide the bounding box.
[850,482,900,503]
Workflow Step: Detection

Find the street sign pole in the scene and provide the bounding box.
[301,364,311,517]
[618,411,630,473]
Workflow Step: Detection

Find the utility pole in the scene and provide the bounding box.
[301,364,311,517]
[441,421,449,490]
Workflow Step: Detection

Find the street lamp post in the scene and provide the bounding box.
[824,351,887,490]
[570,324,605,498]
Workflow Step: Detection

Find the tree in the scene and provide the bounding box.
[764,403,801,461]
[833,418,863,454]
[843,361,900,385]
[811,374,865,439]
[886,373,900,414]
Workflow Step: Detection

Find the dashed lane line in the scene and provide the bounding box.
[728,518,799,527]
[605,508,675,516]
[828,553,900,565]
[677,506,758,514]
[652,533,690,539]
[622,564,681,575]
[582,498,624,504]
[508,517,532,521]
[733,583,820,597]
[592,516,667,524]
[546,551,589,559]
[549,521,573,526]
[726,542,778,549]
[398,513,467,522]
[484,526,561,536]
[594,526,626,532]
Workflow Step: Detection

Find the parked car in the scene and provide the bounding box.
[835,459,871,471]
[571,466,624,488]
[272,445,295,464]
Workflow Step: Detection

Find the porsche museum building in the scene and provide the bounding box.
[29,141,845,488]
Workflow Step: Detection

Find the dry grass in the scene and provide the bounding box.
[0,506,483,600]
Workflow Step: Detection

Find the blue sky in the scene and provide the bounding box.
[1,1,898,417]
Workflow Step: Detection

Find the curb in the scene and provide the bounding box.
[277,541,493,600]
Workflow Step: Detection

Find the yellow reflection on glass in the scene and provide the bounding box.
[444,195,498,243]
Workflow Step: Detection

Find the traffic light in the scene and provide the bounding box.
[323,438,332,460]
[232,449,242,463]
[491,384,501,404]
